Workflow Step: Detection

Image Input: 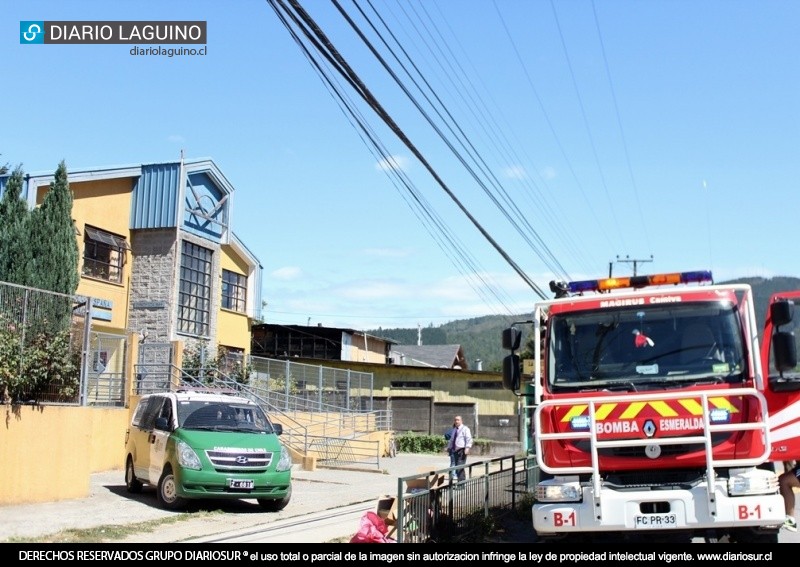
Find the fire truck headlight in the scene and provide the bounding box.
[727,468,778,496]
[535,477,582,502]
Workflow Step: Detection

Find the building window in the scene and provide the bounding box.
[222,269,247,313]
[390,381,432,389]
[178,241,212,336]
[82,226,128,283]
[467,381,503,390]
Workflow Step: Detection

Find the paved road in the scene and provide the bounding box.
[0,453,449,543]
[1,453,797,544]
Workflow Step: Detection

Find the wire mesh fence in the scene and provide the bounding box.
[0,280,127,406]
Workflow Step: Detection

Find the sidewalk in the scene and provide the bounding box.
[0,453,452,543]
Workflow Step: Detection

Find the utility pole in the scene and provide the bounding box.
[616,254,653,276]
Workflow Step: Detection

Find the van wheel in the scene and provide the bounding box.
[157,465,187,510]
[125,456,143,494]
[258,487,291,511]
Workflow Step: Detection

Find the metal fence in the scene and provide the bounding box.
[130,357,389,469]
[0,280,126,406]
[249,355,376,412]
[392,454,538,543]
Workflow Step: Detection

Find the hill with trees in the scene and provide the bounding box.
[369,276,800,372]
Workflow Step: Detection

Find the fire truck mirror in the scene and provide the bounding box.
[771,299,795,328]
[502,354,521,391]
[502,327,521,351]
[773,331,798,374]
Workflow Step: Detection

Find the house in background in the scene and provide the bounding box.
[389,344,468,370]
[251,323,396,363]
[249,324,522,443]
[1,156,262,374]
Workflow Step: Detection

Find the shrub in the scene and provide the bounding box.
[395,431,490,454]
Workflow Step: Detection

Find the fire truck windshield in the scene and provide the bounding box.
[548,301,745,391]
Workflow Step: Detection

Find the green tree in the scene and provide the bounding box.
[25,160,79,296]
[182,340,254,385]
[519,325,537,361]
[0,166,31,284]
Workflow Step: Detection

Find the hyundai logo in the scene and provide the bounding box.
[236,456,249,464]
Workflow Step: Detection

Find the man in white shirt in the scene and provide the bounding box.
[446,415,473,483]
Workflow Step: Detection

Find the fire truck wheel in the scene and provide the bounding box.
[729,528,779,544]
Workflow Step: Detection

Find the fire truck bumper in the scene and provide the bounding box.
[532,484,784,535]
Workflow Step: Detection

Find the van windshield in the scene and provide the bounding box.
[177,401,276,433]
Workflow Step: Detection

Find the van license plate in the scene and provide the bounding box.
[228,479,254,490]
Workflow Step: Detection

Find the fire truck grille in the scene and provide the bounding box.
[600,442,706,458]
[205,449,272,472]
[603,469,704,488]
[575,434,726,459]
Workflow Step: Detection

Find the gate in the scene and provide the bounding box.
[135,342,174,394]
[85,332,127,405]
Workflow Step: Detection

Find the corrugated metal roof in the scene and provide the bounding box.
[390,344,467,369]
[131,163,180,229]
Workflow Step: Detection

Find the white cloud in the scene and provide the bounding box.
[263,268,560,330]
[375,155,409,172]
[502,165,527,180]
[167,134,185,143]
[337,279,411,300]
[541,166,557,180]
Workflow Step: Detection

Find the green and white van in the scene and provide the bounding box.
[124,390,292,511]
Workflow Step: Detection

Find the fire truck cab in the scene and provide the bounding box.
[502,270,800,543]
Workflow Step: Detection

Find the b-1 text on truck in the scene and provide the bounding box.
[501,270,800,543]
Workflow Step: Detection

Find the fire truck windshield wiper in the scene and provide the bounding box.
[647,375,726,389]
[604,381,638,392]
[552,380,638,393]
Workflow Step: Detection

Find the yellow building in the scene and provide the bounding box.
[20,157,262,372]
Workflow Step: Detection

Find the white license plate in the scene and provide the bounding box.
[228,479,254,490]
[634,513,677,529]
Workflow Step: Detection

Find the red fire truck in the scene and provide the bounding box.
[502,270,800,543]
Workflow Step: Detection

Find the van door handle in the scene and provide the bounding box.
[148,433,156,444]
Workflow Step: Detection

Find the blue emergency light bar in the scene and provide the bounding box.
[566,270,713,294]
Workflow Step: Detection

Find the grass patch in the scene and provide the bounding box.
[7,510,221,543]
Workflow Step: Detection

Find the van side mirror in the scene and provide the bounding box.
[502,354,521,391]
[155,417,170,431]
[272,423,283,435]
[771,300,795,327]
[502,327,521,351]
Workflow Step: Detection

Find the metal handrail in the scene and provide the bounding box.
[532,387,771,520]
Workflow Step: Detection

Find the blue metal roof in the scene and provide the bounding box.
[130,162,181,229]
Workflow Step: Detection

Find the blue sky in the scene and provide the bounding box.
[5,1,799,331]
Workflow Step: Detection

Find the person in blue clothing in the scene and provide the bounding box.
[445,415,473,483]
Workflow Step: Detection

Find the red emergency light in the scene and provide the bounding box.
[566,270,713,294]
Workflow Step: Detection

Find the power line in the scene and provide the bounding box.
[269,0,549,300]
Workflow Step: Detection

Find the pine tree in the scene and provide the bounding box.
[23,160,79,333]
[0,166,31,284]
[25,160,79,295]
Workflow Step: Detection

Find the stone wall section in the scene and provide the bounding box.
[128,228,178,344]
